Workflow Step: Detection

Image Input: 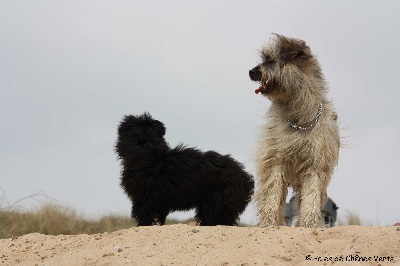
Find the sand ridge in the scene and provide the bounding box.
[0,225,399,266]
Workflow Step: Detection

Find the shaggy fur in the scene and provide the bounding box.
[115,112,254,226]
[249,34,340,228]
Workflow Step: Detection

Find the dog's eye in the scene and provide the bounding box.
[264,56,274,64]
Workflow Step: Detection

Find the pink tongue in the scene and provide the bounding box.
[255,85,264,94]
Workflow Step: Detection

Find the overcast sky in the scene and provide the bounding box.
[1,1,399,226]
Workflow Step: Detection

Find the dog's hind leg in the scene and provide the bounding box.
[195,202,238,226]
[255,164,288,226]
[132,204,155,226]
[195,204,219,226]
[297,170,327,228]
[195,192,240,226]
[156,209,169,225]
[194,206,206,225]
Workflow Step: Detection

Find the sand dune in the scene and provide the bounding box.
[1,224,399,266]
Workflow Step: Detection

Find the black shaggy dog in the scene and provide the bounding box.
[115,112,254,226]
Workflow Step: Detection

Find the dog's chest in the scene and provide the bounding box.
[263,120,321,162]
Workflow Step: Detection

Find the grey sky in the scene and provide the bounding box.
[1,1,399,225]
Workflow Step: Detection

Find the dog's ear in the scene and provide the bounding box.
[274,34,312,64]
[117,114,139,136]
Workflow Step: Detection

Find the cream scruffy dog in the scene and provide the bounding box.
[249,34,340,228]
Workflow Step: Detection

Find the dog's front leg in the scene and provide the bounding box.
[297,170,327,228]
[255,164,288,226]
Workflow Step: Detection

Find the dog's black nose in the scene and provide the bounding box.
[249,65,261,81]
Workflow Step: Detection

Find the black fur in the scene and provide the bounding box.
[115,112,254,226]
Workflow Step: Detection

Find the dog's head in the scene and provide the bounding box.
[249,34,322,103]
[115,112,168,157]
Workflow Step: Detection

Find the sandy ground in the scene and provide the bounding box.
[0,225,399,266]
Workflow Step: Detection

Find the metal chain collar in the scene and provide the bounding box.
[287,102,323,131]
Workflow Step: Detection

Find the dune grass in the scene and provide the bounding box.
[0,192,362,238]
[337,211,364,226]
[1,199,256,238]
[0,202,137,238]
[0,201,254,239]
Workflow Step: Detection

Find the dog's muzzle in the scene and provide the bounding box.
[249,65,269,94]
[249,65,261,81]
